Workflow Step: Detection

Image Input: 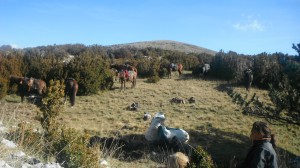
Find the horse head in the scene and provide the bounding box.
[110,64,118,70]
[145,112,165,141]
[18,77,31,92]
[145,112,189,144]
[27,77,35,92]
[202,64,210,74]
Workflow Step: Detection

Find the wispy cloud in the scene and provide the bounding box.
[233,15,265,32]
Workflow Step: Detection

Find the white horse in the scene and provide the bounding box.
[145,112,189,144]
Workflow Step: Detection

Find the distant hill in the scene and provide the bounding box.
[106,40,217,55]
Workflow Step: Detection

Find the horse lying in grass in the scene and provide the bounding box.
[145,112,190,145]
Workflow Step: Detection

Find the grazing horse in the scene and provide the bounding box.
[118,69,137,90]
[9,75,27,102]
[244,68,253,91]
[167,63,183,79]
[64,78,78,106]
[110,64,138,90]
[26,77,47,98]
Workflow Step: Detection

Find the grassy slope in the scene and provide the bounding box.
[2,72,300,167]
[107,40,217,55]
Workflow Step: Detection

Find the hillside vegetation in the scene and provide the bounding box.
[2,72,299,167]
[107,40,217,55]
[1,42,300,167]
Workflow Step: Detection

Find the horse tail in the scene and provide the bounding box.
[70,82,78,106]
[70,87,75,106]
[133,67,138,74]
[178,64,183,75]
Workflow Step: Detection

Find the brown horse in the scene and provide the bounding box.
[64,78,78,106]
[118,69,137,90]
[110,64,138,90]
[26,77,47,98]
[167,63,183,79]
[9,75,26,102]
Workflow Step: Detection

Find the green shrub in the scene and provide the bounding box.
[36,80,100,167]
[53,128,100,168]
[6,122,44,154]
[158,68,169,78]
[0,77,8,99]
[147,75,160,83]
[189,145,214,168]
[99,68,115,90]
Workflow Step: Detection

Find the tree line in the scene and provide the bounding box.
[0,43,299,124]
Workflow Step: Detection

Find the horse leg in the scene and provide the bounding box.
[131,80,134,89]
[120,80,125,90]
[133,78,136,88]
[21,94,24,103]
[70,91,75,106]
[64,92,68,104]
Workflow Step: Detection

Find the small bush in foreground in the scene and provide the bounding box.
[147,75,160,83]
[0,77,8,100]
[189,145,214,168]
[54,129,100,168]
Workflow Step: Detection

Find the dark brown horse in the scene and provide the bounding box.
[9,76,47,102]
[9,75,26,102]
[64,78,78,106]
[167,63,183,79]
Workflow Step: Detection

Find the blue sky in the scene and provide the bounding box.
[1,0,299,55]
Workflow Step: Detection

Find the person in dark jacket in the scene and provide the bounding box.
[241,121,278,168]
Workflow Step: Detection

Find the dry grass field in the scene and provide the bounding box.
[1,71,300,167]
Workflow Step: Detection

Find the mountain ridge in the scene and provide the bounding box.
[106,40,217,55]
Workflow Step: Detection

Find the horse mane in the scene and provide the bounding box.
[9,75,24,86]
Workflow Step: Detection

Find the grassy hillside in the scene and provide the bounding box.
[107,40,217,55]
[1,72,300,167]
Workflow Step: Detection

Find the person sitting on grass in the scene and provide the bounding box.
[241,121,278,168]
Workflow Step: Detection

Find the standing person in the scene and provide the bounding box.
[241,121,278,168]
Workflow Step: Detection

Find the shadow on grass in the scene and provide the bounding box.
[188,124,299,168]
[89,125,299,167]
[215,83,300,125]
